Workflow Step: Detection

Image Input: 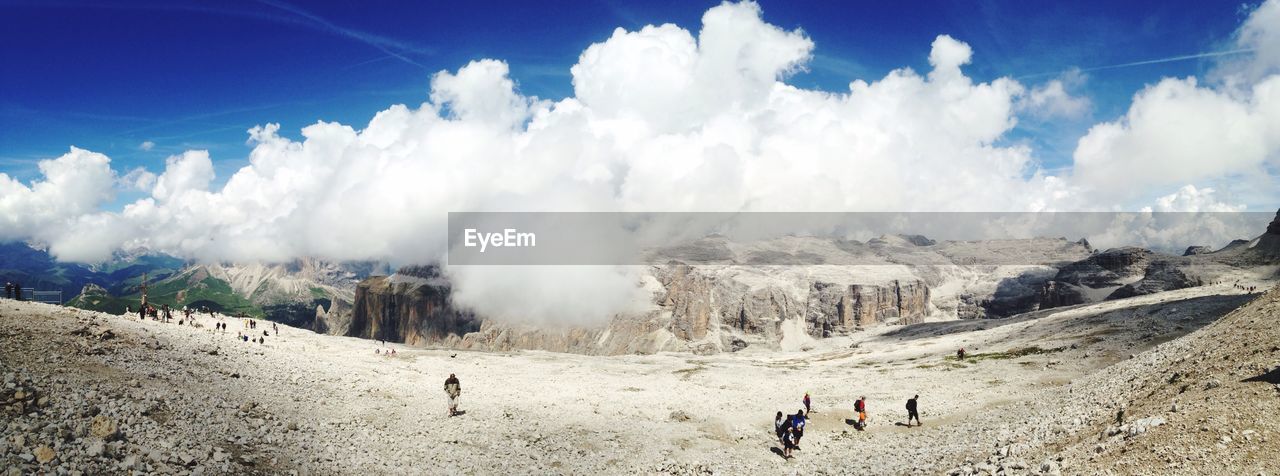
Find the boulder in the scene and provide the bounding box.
[89,415,118,440]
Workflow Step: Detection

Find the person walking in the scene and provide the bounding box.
[444,374,462,417]
[789,409,806,448]
[13,282,22,301]
[854,396,867,430]
[906,395,921,427]
[803,392,812,414]
[3,282,11,299]
[774,411,787,444]
[782,426,798,459]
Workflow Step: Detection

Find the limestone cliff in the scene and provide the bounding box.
[343,265,478,345]
[322,261,937,355]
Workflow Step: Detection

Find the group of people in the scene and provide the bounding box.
[235,320,277,344]
[772,394,922,459]
[1233,282,1259,293]
[3,281,24,301]
[774,409,807,458]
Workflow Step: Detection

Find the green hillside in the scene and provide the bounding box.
[69,268,263,318]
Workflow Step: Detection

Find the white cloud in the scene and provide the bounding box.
[0,147,116,243]
[1021,77,1091,119]
[1218,0,1280,89]
[119,167,157,191]
[139,141,155,151]
[1145,184,1245,212]
[3,0,1278,325]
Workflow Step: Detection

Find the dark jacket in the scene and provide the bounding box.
[906,398,917,412]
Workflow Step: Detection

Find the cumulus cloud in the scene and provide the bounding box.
[118,167,157,191]
[1218,0,1280,89]
[1145,185,1246,213]
[3,0,1278,325]
[1070,0,1280,205]
[0,147,116,243]
[1020,72,1091,120]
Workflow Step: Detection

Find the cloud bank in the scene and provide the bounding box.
[2,1,1279,324]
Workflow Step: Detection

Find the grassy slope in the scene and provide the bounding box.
[69,268,264,318]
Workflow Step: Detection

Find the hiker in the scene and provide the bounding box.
[906,395,921,427]
[782,426,798,459]
[789,409,806,447]
[854,396,867,430]
[957,348,966,360]
[3,282,11,299]
[444,374,462,416]
[803,392,812,414]
[774,411,787,444]
[273,323,278,336]
[13,282,21,301]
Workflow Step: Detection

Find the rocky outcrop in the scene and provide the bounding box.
[1039,280,1087,309]
[655,265,714,341]
[1036,247,1154,310]
[983,269,1058,318]
[1183,246,1212,256]
[1249,209,1280,258]
[344,265,479,345]
[1107,261,1201,299]
[1051,247,1152,288]
[312,297,352,335]
[806,279,929,336]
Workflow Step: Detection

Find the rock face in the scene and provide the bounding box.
[1250,209,1280,258]
[322,262,934,355]
[983,269,1059,318]
[1039,280,1087,309]
[1051,247,1152,288]
[1037,247,1153,311]
[806,280,930,335]
[343,265,478,345]
[1107,261,1200,299]
[657,265,715,341]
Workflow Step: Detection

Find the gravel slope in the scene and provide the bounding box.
[0,282,1273,475]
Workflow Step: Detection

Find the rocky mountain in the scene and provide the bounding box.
[1035,210,1280,311]
[0,243,185,300]
[317,212,1280,355]
[319,237,1086,354]
[59,255,383,327]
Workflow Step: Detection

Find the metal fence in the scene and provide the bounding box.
[7,288,63,304]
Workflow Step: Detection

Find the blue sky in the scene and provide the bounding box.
[0,0,1254,188]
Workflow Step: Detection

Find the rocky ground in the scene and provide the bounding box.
[1,280,1276,475]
